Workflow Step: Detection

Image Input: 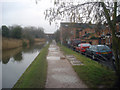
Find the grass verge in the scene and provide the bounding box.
[13,44,49,88]
[58,44,116,88]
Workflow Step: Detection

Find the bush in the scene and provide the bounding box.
[2,25,9,37]
[11,26,22,39]
[22,41,27,47]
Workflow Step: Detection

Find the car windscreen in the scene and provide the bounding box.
[82,44,90,47]
[97,46,111,51]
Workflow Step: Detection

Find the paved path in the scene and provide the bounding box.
[45,40,87,88]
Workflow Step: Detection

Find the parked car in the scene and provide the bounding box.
[70,39,81,50]
[76,43,91,53]
[85,45,113,61]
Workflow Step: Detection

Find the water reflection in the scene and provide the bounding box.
[2,47,22,64]
[22,43,43,53]
[13,52,22,62]
[2,57,10,64]
[2,43,44,64]
[2,43,45,88]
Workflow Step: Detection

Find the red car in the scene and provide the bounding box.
[76,43,91,53]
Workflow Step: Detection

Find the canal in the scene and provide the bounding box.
[2,43,45,88]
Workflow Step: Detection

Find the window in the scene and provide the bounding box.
[119,23,120,31]
[89,46,93,50]
[82,44,91,47]
[103,32,104,35]
[106,38,108,44]
[78,44,81,47]
[109,38,110,44]
[98,45,111,51]
[76,30,80,38]
[92,46,97,51]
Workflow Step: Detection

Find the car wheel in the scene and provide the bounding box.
[85,53,87,56]
[80,51,82,54]
[92,55,95,60]
[82,52,85,55]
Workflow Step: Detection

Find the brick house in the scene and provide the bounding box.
[60,22,96,44]
[60,17,120,47]
[97,15,120,47]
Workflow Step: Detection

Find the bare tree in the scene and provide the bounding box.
[44,0,120,88]
[101,2,120,87]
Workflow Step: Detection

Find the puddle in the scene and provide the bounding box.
[48,52,59,56]
[47,56,60,60]
[70,61,84,66]
[68,58,77,61]
[49,50,57,52]
[66,55,77,61]
[66,55,84,66]
[52,74,79,83]
[66,55,75,58]
[52,68,69,72]
[60,56,66,60]
[49,48,57,51]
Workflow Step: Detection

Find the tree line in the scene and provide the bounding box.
[1,25,46,43]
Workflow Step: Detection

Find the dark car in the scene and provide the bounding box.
[70,39,81,50]
[85,45,112,61]
[71,39,81,46]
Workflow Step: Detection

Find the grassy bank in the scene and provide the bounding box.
[2,37,46,50]
[58,44,116,88]
[2,37,29,50]
[13,44,49,88]
[34,38,46,43]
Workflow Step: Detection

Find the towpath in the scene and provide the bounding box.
[45,40,87,88]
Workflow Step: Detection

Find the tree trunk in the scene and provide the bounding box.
[113,37,120,88]
[101,2,120,88]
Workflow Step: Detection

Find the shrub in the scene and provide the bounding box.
[22,41,27,47]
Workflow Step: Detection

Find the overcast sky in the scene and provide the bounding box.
[1,0,60,33]
[1,0,107,33]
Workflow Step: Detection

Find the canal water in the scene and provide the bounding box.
[2,43,45,88]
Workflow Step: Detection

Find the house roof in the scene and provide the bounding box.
[60,22,96,30]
